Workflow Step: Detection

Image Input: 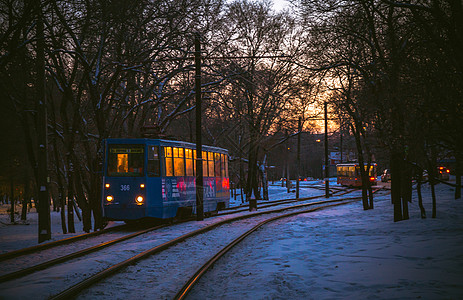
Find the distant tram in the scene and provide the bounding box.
[336,163,377,187]
[102,138,230,221]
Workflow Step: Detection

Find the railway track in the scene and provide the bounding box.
[0,223,168,282]
[0,188,385,299]
[174,200,358,300]
[0,223,128,261]
[0,185,358,265]
[222,185,356,214]
[50,196,370,299]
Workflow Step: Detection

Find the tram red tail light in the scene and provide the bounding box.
[370,177,375,181]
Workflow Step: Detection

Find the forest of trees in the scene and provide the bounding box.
[0,0,461,236]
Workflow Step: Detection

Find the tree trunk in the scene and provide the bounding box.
[21,177,29,220]
[91,166,104,230]
[67,162,76,233]
[10,177,15,223]
[74,167,91,233]
[391,152,403,222]
[352,124,369,210]
[59,186,67,234]
[368,185,374,209]
[416,171,426,219]
[455,155,461,200]
[247,143,259,211]
[261,155,269,200]
[401,160,411,220]
[428,149,437,218]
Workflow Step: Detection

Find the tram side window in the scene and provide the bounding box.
[208,152,214,177]
[221,154,225,177]
[164,147,174,176]
[193,150,197,176]
[225,154,229,177]
[342,167,348,176]
[348,166,355,177]
[148,146,160,177]
[369,166,376,177]
[202,151,208,177]
[214,153,221,177]
[185,148,194,176]
[173,147,185,176]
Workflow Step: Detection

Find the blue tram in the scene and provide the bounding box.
[102,138,230,221]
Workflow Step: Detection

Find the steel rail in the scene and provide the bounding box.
[0,223,167,283]
[1,187,383,285]
[174,200,358,300]
[49,196,365,300]
[0,190,356,283]
[0,224,127,262]
[219,187,361,216]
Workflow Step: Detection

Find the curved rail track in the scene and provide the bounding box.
[0,185,385,299]
[50,191,383,300]
[0,223,128,261]
[174,200,358,299]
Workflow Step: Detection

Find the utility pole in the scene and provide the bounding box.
[10,174,14,223]
[296,117,301,199]
[340,116,343,163]
[324,101,329,198]
[36,0,51,242]
[194,33,204,221]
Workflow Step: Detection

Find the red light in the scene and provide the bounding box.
[370,177,375,181]
[439,167,444,170]
[446,170,450,173]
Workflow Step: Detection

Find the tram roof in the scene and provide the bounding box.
[104,138,229,153]
[336,162,377,167]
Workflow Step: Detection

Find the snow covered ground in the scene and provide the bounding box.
[1,179,462,299]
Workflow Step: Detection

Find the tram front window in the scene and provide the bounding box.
[108,145,144,177]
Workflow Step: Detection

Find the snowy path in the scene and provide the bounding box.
[188,185,463,299]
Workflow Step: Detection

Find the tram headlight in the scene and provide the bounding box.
[105,183,110,189]
[140,184,145,189]
[135,195,144,205]
[106,195,114,202]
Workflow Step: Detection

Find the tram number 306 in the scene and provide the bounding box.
[120,185,130,191]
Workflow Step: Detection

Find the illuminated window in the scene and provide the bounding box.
[215,153,221,177]
[202,151,208,177]
[107,145,144,177]
[185,148,194,176]
[208,152,214,177]
[174,147,185,176]
[117,154,128,173]
[164,147,173,176]
[221,154,225,177]
[193,150,197,176]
